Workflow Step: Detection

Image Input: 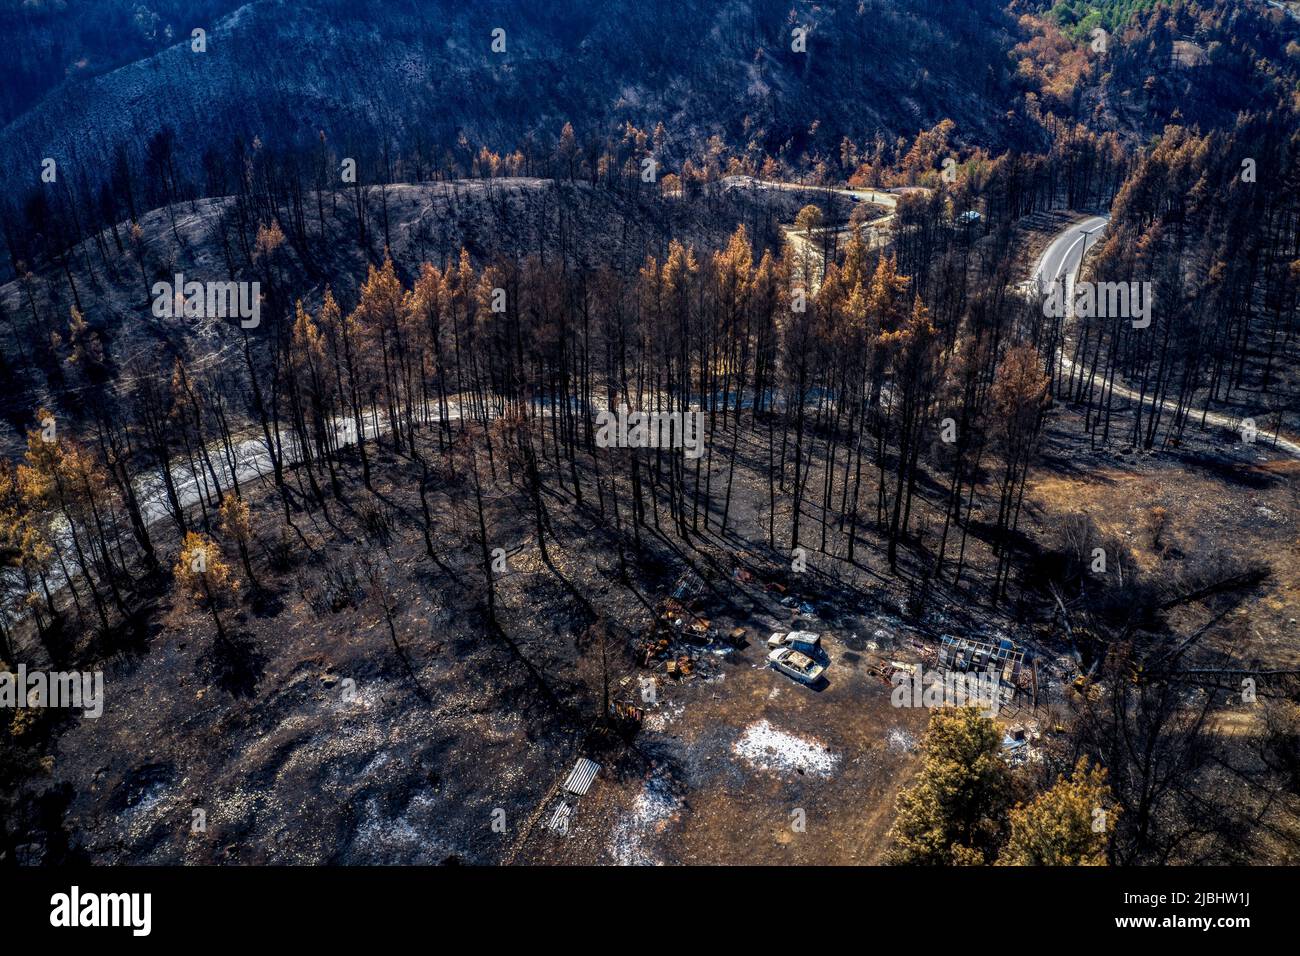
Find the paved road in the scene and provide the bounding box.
[142,201,1300,535]
[1030,215,1300,459]
[776,196,1300,461]
[1032,215,1109,296]
[130,399,480,531]
[723,177,901,289]
[721,175,900,211]
[12,185,1297,629]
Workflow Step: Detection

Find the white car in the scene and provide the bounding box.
[768,647,825,685]
[767,630,821,653]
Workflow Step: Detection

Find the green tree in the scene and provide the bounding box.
[999,758,1116,865]
[886,707,1013,865]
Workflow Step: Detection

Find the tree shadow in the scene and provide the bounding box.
[200,630,266,698]
[249,588,285,618]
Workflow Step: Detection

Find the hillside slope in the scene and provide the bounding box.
[0,0,1024,187]
[0,175,802,451]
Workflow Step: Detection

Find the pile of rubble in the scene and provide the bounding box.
[635,572,745,675]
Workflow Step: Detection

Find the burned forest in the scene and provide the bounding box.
[2,1,1300,909]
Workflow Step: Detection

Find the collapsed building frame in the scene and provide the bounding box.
[936,635,1027,709]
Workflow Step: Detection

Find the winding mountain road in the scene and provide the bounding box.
[10,183,1299,632]
[722,176,902,288]
[1031,214,1300,459]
